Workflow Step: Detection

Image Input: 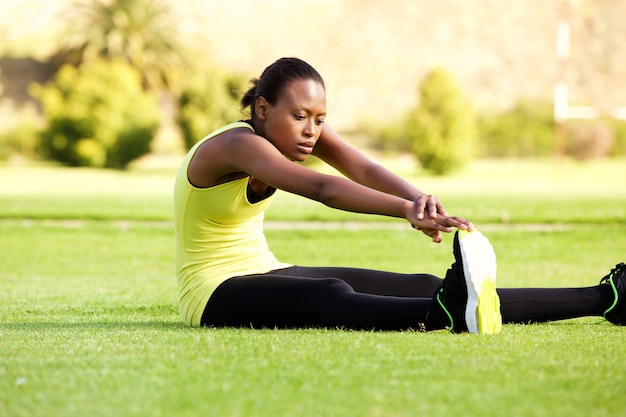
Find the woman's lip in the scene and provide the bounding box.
[297,144,314,154]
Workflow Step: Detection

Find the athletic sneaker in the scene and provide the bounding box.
[600,262,626,325]
[432,230,502,334]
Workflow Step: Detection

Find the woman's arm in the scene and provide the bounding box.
[313,124,472,232]
[214,130,463,241]
[313,124,422,199]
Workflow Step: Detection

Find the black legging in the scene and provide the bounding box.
[201,265,613,330]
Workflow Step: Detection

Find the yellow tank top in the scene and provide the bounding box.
[173,122,291,326]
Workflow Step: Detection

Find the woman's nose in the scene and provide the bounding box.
[303,119,315,137]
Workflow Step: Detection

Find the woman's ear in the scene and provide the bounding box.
[255,96,269,120]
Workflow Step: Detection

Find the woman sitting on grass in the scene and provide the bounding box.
[174,57,625,333]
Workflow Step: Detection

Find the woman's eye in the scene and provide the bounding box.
[294,114,305,120]
[316,119,325,125]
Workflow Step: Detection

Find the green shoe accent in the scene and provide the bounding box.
[435,288,456,332]
[599,262,626,325]
[476,278,502,334]
[603,275,619,320]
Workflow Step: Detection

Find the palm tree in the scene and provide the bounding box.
[57,0,190,92]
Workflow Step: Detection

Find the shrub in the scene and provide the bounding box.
[407,68,477,175]
[0,111,43,161]
[609,119,626,156]
[478,99,554,158]
[365,118,412,154]
[176,70,247,150]
[31,59,159,169]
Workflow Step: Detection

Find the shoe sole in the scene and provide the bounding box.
[457,230,502,334]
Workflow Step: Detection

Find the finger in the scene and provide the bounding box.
[427,197,439,218]
[415,197,427,220]
[421,222,453,234]
[431,231,442,243]
[456,219,475,231]
[453,218,475,231]
[436,201,449,217]
[436,216,472,230]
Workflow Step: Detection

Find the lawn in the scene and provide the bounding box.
[1,158,625,417]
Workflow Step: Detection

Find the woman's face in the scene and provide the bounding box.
[257,78,326,162]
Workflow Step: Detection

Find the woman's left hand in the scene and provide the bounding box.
[413,215,474,243]
[410,195,474,242]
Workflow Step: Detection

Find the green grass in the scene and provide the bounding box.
[2,157,625,223]
[1,158,626,417]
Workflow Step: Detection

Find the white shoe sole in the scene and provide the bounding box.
[457,230,502,334]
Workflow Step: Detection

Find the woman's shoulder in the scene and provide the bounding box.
[193,121,259,152]
[205,120,255,141]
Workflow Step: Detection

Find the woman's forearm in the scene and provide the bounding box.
[351,161,426,200]
[313,174,412,219]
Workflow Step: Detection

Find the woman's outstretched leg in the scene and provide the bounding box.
[272,263,625,327]
[499,262,626,325]
[499,286,612,324]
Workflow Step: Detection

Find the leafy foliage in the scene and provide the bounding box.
[611,119,626,156]
[176,70,247,149]
[0,112,42,161]
[478,99,555,158]
[56,0,189,91]
[407,68,477,175]
[32,59,159,168]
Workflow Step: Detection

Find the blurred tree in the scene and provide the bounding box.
[177,71,247,149]
[408,68,477,175]
[55,0,189,92]
[32,59,160,169]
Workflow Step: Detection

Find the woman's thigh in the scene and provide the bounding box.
[201,273,431,330]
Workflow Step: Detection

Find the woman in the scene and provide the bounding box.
[174,57,625,333]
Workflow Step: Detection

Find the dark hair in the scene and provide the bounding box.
[240,57,325,114]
